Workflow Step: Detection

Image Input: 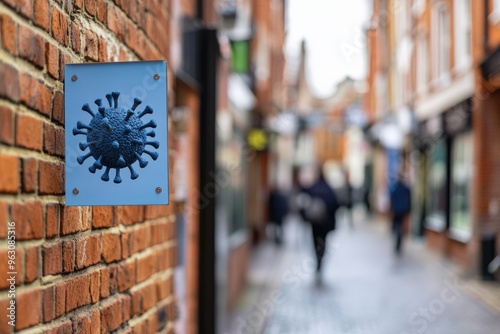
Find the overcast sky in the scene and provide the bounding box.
[285,0,371,98]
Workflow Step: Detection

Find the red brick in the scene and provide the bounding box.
[0,104,13,145]
[102,233,121,263]
[147,311,158,334]
[71,22,81,54]
[84,29,99,61]
[25,246,39,283]
[145,205,171,220]
[118,206,144,226]
[117,260,135,292]
[43,243,62,276]
[43,122,65,157]
[136,251,155,283]
[39,161,64,195]
[122,295,131,323]
[52,91,64,125]
[90,270,100,303]
[74,0,83,10]
[0,248,23,289]
[45,42,60,79]
[51,7,69,46]
[76,234,101,269]
[0,202,8,238]
[121,230,131,258]
[16,288,42,330]
[0,13,18,56]
[130,289,141,316]
[61,206,82,235]
[141,281,157,312]
[21,158,37,193]
[34,0,50,31]
[0,154,19,193]
[66,274,92,312]
[132,319,147,334]
[17,0,33,19]
[107,6,126,40]
[18,25,45,68]
[55,282,66,318]
[0,61,20,104]
[16,113,43,151]
[19,74,52,116]
[46,320,72,334]
[46,203,59,238]
[98,37,108,62]
[157,274,173,301]
[62,240,74,273]
[100,267,110,299]
[0,299,11,333]
[97,0,107,24]
[92,206,114,229]
[43,286,55,323]
[12,201,44,240]
[85,0,97,16]
[109,264,118,294]
[101,296,124,332]
[73,308,100,334]
[82,207,92,231]
[59,51,72,81]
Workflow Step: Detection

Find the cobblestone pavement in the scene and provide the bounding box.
[228,211,500,334]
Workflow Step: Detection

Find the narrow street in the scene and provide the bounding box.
[227,211,500,334]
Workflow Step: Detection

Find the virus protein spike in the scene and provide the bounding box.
[135,152,148,168]
[138,106,153,118]
[112,92,120,108]
[94,156,103,169]
[77,152,93,165]
[124,125,132,135]
[73,128,87,136]
[113,168,122,183]
[98,107,106,117]
[117,154,126,167]
[128,165,139,180]
[76,121,91,130]
[79,141,94,151]
[101,167,111,182]
[146,141,160,149]
[146,130,156,137]
[131,98,142,111]
[105,94,113,107]
[144,150,159,161]
[94,99,102,106]
[139,120,157,130]
[82,104,95,117]
[125,110,134,121]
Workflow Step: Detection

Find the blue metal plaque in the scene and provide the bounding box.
[65,61,168,206]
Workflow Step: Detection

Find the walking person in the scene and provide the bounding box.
[389,175,411,255]
[300,166,338,277]
[268,186,289,245]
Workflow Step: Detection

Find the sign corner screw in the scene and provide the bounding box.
[155,187,162,194]
[73,188,79,195]
[71,75,78,82]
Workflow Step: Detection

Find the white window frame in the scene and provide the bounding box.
[454,0,472,72]
[490,0,500,24]
[432,2,451,86]
[417,35,429,95]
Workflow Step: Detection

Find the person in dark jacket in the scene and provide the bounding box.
[390,175,411,254]
[302,167,338,273]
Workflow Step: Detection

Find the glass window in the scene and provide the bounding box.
[454,0,471,71]
[432,3,450,84]
[426,140,447,230]
[450,133,473,240]
[417,36,428,94]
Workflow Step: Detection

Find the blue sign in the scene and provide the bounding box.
[65,61,169,206]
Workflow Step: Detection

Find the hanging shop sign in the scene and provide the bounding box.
[65,61,169,206]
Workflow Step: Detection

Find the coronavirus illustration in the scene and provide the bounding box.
[73,91,160,183]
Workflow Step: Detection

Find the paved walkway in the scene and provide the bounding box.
[226,210,500,334]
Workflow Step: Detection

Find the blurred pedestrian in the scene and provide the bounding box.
[268,187,289,245]
[301,166,338,275]
[389,175,411,255]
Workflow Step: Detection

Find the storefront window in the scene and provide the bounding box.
[426,140,447,230]
[450,133,473,240]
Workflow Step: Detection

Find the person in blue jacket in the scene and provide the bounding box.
[390,175,411,255]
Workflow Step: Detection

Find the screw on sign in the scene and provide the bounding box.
[73,92,160,183]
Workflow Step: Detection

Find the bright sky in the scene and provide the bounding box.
[285,0,371,98]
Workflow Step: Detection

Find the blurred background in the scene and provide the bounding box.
[1,0,500,333]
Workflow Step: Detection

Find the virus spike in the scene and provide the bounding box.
[117,154,126,167]
[135,152,148,168]
[112,140,120,149]
[101,167,111,181]
[146,130,156,137]
[144,150,159,160]
[112,92,120,108]
[125,110,134,121]
[94,99,102,106]
[132,98,142,111]
[124,125,132,135]
[79,141,94,151]
[98,107,106,117]
[77,152,93,165]
[128,165,139,179]
[105,94,113,107]
[132,139,143,145]
[73,128,87,136]
[138,106,153,118]
[82,104,95,117]
[113,168,122,183]
[146,141,160,149]
[76,121,91,130]
[139,120,157,130]
[102,117,111,130]
[94,156,103,169]
[89,164,97,173]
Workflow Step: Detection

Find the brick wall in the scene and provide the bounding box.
[0,1,178,333]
